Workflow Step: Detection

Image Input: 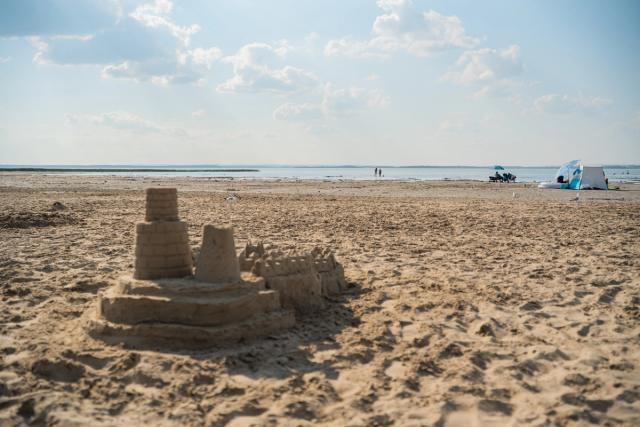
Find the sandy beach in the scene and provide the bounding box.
[1,173,639,426]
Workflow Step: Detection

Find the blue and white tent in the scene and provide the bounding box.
[539,160,608,190]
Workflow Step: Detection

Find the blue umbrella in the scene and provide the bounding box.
[494,165,505,170]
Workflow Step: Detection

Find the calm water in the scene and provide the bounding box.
[2,165,639,182]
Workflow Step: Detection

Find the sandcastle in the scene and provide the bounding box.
[87,188,346,348]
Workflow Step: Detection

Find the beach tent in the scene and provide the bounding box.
[556,160,581,185]
[573,166,608,189]
[538,160,608,190]
[538,160,580,189]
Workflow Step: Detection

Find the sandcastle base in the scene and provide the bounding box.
[87,311,295,350]
[86,275,295,349]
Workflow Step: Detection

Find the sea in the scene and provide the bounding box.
[1,165,639,183]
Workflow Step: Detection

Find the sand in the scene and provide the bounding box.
[1,172,639,426]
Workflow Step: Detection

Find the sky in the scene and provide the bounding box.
[0,0,639,166]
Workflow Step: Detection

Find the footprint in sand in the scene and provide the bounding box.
[561,393,614,413]
[577,323,592,337]
[474,322,496,337]
[61,349,113,370]
[31,358,85,383]
[563,373,590,387]
[439,343,464,359]
[520,301,543,311]
[616,388,640,404]
[478,399,513,416]
[598,287,621,304]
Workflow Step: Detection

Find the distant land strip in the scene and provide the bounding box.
[0,168,260,173]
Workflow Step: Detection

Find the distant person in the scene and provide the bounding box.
[379,168,383,177]
[374,167,378,177]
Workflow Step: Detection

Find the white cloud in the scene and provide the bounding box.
[65,111,188,137]
[533,94,613,115]
[273,83,388,122]
[130,0,172,16]
[217,42,318,93]
[442,45,523,86]
[325,37,388,59]
[24,1,220,86]
[99,45,221,85]
[180,47,222,69]
[130,0,200,47]
[322,83,388,116]
[470,79,524,100]
[273,103,322,121]
[325,0,478,58]
[191,109,206,118]
[99,59,201,85]
[440,44,524,99]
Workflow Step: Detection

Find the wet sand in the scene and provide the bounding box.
[1,173,639,426]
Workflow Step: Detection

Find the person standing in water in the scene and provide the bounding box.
[374,167,378,177]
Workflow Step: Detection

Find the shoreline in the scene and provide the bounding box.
[1,171,639,185]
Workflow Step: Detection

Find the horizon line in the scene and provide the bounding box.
[0,163,639,169]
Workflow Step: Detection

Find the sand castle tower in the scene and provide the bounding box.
[134,188,192,279]
[195,225,240,283]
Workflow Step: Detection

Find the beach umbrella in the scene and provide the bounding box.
[494,165,505,170]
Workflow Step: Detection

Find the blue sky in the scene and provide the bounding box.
[0,0,638,165]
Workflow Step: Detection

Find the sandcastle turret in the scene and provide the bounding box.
[134,188,192,280]
[195,225,240,283]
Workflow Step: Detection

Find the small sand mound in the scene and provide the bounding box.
[0,211,79,229]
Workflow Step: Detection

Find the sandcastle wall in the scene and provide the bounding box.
[239,243,347,311]
[133,188,192,280]
[312,249,347,296]
[252,255,323,310]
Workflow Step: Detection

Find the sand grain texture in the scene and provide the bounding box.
[1,173,639,426]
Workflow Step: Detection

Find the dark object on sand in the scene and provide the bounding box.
[489,172,516,183]
[52,202,66,211]
[0,211,79,229]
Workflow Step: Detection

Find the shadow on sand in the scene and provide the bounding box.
[86,280,365,382]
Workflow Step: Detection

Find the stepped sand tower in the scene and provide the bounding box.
[134,188,192,279]
[86,189,295,349]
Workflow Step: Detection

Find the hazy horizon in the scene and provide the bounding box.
[1,0,639,165]
[2,163,639,169]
